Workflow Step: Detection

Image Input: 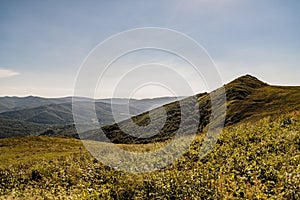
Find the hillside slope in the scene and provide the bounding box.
[0,117,48,138]
[0,111,299,199]
[88,75,300,144]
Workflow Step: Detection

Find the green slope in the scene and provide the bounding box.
[0,118,47,138]
[92,75,300,144]
[225,75,300,124]
[1,75,299,141]
[0,111,299,199]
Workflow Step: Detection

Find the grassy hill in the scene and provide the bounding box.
[89,75,300,144]
[224,75,300,124]
[0,74,299,199]
[0,111,299,199]
[1,75,298,142]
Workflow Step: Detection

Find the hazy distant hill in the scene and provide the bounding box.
[0,102,136,125]
[0,96,180,113]
[97,97,184,111]
[0,96,180,138]
[0,96,73,113]
[0,97,180,124]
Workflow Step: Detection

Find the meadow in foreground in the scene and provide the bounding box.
[0,111,299,199]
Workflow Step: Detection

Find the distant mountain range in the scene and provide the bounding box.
[0,74,299,141]
[0,96,181,114]
[0,96,181,138]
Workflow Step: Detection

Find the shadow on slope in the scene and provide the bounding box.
[83,75,300,144]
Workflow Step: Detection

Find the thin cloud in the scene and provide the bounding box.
[0,68,20,78]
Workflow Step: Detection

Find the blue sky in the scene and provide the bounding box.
[0,0,299,98]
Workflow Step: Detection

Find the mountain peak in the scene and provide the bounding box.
[224,75,268,102]
[227,74,267,89]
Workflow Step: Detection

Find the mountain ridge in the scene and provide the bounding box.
[91,74,300,143]
[0,74,299,141]
[0,96,181,138]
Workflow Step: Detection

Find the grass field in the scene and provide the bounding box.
[0,111,299,199]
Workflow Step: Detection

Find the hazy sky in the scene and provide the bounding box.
[0,0,299,98]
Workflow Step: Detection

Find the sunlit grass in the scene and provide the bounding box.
[0,111,299,199]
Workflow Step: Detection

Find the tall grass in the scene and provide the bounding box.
[0,111,299,199]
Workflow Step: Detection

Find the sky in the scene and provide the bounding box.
[0,0,299,98]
